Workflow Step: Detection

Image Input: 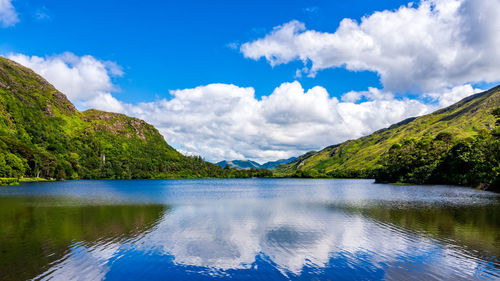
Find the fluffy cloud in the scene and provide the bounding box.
[241,0,500,93]
[425,84,482,107]
[8,53,124,111]
[132,201,480,278]
[3,1,497,162]
[125,82,433,162]
[0,0,18,27]
[35,197,489,279]
[10,52,479,163]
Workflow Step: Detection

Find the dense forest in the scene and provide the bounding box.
[276,85,500,190]
[375,108,500,190]
[0,57,272,182]
[276,86,500,177]
[287,108,500,191]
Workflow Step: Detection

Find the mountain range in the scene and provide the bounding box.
[215,157,296,170]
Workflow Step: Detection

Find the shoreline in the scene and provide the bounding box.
[2,177,496,193]
[0,177,51,186]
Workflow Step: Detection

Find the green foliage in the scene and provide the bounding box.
[492,107,500,138]
[276,86,500,181]
[288,168,369,179]
[0,151,27,178]
[0,56,264,180]
[375,108,500,190]
[0,177,19,185]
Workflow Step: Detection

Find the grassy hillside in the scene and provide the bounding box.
[276,86,500,177]
[0,56,243,180]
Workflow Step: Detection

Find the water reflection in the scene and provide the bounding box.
[123,201,500,280]
[0,197,166,281]
[0,179,499,280]
[337,202,500,256]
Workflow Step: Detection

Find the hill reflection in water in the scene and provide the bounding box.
[0,179,498,280]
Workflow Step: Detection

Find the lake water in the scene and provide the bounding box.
[1,179,499,281]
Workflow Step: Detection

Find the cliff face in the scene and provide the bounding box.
[0,56,223,179]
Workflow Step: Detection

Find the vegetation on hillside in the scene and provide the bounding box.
[0,57,271,182]
[375,108,500,190]
[275,86,500,188]
[216,157,296,170]
[1,54,498,188]
[216,159,262,170]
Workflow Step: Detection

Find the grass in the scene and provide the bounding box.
[0,177,51,186]
[275,85,500,176]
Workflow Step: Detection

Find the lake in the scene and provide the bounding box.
[0,179,499,280]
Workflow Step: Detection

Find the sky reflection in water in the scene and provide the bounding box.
[0,179,499,280]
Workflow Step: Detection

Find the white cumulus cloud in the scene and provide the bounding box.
[124,82,433,162]
[241,0,500,93]
[9,52,482,163]
[0,0,18,27]
[8,52,124,112]
[425,84,482,107]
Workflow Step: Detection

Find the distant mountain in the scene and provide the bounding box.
[261,157,297,169]
[275,85,500,178]
[216,160,262,170]
[216,157,296,170]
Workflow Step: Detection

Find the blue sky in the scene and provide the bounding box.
[0,0,415,102]
[1,0,499,162]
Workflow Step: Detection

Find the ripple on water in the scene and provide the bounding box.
[0,179,499,280]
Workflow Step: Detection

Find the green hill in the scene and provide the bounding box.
[275,86,500,178]
[216,160,262,170]
[261,157,296,169]
[0,56,233,180]
[215,157,296,170]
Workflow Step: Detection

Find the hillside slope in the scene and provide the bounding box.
[0,56,226,179]
[215,157,296,170]
[261,157,296,170]
[275,86,500,177]
[216,160,261,170]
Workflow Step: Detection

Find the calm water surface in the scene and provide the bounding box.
[0,179,499,280]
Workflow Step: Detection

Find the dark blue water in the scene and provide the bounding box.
[1,179,499,280]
